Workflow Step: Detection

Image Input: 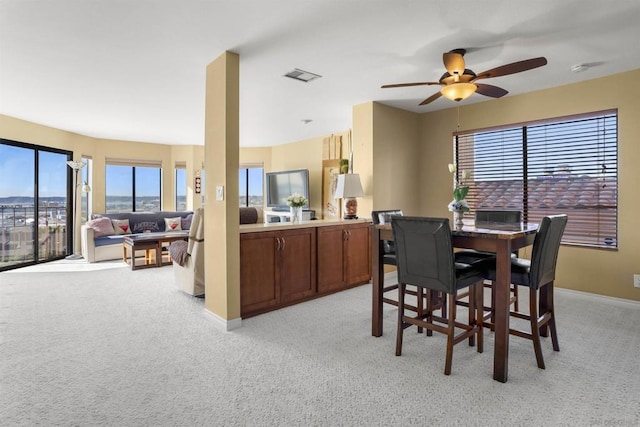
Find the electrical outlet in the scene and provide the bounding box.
[634,274,640,288]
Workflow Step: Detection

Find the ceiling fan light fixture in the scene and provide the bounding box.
[441,82,477,102]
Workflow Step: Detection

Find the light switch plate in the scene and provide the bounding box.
[216,185,224,201]
[634,274,640,288]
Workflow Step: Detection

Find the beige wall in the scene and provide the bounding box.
[372,103,421,216]
[417,69,640,301]
[270,137,324,214]
[242,133,352,216]
[352,102,423,218]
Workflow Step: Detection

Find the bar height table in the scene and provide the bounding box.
[371,221,538,383]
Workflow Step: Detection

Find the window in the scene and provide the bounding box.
[175,164,187,211]
[456,110,617,249]
[105,162,162,213]
[0,139,72,271]
[239,166,264,207]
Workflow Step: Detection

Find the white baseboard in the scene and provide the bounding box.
[556,287,640,306]
[383,271,639,307]
[204,309,243,331]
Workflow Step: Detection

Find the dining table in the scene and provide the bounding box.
[371,220,539,383]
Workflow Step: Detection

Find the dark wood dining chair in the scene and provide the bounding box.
[392,216,484,375]
[371,210,409,308]
[455,209,522,323]
[485,214,568,369]
[372,209,448,323]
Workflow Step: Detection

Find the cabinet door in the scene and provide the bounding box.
[317,225,347,293]
[278,228,316,303]
[240,232,278,316]
[345,223,371,286]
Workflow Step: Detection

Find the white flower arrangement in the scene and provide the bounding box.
[448,163,471,212]
[448,199,470,212]
[286,193,308,208]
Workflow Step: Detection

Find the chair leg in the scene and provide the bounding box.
[546,282,560,352]
[417,286,424,334]
[489,282,496,330]
[539,283,549,337]
[468,285,476,347]
[512,285,519,312]
[444,293,456,375]
[476,283,483,353]
[395,283,406,356]
[425,290,434,337]
[529,288,546,369]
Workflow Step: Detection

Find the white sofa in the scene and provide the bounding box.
[81,211,193,263]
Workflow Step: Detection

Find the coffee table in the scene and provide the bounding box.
[123,232,189,270]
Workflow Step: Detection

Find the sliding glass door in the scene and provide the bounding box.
[0,139,72,271]
[37,150,69,261]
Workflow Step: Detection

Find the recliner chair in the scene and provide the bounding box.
[170,208,204,297]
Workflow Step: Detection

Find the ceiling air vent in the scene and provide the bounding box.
[284,68,322,83]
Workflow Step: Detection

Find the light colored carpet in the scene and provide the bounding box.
[1,260,639,426]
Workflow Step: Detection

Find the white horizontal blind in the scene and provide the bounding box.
[456,110,618,249]
[105,157,162,168]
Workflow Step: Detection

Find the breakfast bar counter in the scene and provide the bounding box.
[239,218,371,318]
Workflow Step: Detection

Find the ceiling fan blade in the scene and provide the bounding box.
[443,51,466,76]
[475,83,509,98]
[381,82,439,88]
[419,92,442,106]
[474,57,548,80]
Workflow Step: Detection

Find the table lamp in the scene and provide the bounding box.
[334,173,364,219]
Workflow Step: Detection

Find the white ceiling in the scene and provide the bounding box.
[2,0,640,147]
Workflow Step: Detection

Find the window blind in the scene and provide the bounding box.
[456,110,617,249]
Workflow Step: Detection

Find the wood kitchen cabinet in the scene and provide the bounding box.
[317,222,371,294]
[240,227,316,317]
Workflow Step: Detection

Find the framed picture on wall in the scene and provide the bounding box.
[322,159,342,220]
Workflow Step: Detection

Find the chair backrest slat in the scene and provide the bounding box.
[372,209,403,255]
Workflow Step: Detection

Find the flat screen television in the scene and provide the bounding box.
[266,169,310,211]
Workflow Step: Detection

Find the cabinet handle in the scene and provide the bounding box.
[281,237,286,250]
[275,237,281,250]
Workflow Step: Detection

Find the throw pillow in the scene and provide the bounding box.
[131,221,160,234]
[112,219,132,235]
[164,217,182,232]
[86,217,116,238]
[181,214,193,230]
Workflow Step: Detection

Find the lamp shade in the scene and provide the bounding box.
[334,174,364,199]
[66,160,86,170]
[441,82,477,102]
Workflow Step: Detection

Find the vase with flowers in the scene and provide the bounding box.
[286,192,308,224]
[447,163,471,227]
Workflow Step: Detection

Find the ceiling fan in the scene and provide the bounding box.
[381,49,547,106]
